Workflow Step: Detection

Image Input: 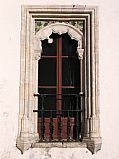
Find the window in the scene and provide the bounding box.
[16,5,101,154]
[36,33,81,141]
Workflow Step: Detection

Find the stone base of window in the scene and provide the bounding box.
[17,136,101,154]
[32,141,87,148]
[32,137,102,154]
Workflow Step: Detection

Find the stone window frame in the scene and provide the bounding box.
[16,5,102,154]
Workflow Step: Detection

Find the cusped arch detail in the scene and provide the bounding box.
[34,22,84,60]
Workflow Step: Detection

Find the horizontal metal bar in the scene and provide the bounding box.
[41,55,78,58]
[37,86,80,88]
[34,93,84,97]
[33,109,83,112]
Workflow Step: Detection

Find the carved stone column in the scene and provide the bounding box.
[86,10,102,154]
[16,8,33,153]
[77,48,84,139]
[33,46,42,142]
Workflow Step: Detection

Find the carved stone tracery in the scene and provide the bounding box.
[35,21,84,33]
[34,22,84,60]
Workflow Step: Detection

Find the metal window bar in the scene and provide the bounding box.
[49,110,53,141]
[67,111,70,141]
[33,93,84,142]
[41,96,45,141]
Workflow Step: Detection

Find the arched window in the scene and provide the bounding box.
[16,5,101,154]
[36,33,82,141]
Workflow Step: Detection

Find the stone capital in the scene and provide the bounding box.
[77,48,84,60]
[34,50,41,60]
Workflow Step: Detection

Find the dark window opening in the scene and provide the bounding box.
[37,33,82,141]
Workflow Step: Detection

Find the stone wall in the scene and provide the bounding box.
[0,0,119,159]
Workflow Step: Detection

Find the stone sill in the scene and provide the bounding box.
[32,141,87,148]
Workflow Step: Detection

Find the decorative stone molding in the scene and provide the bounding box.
[86,137,102,154]
[35,20,84,33]
[36,22,82,41]
[35,22,83,60]
[77,48,84,60]
[34,38,42,60]
[16,5,101,154]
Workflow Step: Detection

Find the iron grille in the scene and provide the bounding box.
[33,93,84,142]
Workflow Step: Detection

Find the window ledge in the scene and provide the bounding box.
[32,141,87,148]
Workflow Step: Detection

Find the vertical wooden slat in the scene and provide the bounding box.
[56,36,62,140]
[56,37,62,111]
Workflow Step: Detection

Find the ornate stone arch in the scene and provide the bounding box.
[34,22,84,60]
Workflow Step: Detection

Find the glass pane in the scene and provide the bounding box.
[41,33,60,56]
[62,58,80,86]
[62,88,80,94]
[62,33,78,56]
[62,88,80,117]
[38,88,56,117]
[38,58,56,86]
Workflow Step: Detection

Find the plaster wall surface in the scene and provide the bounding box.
[0,0,119,159]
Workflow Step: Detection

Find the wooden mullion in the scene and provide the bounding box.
[37,86,56,88]
[56,37,62,111]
